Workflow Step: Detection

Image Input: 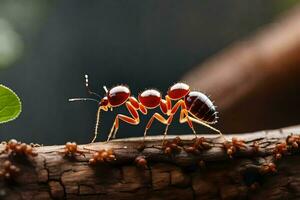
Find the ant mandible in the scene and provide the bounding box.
[69,75,222,142]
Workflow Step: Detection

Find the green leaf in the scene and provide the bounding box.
[0,84,21,124]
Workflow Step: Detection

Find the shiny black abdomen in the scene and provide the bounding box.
[184,91,217,123]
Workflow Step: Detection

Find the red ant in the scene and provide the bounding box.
[69,75,222,142]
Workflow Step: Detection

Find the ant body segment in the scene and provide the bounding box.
[69,75,222,142]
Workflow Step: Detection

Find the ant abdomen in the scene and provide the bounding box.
[185,91,218,124]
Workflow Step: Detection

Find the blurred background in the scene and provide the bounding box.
[0,0,300,145]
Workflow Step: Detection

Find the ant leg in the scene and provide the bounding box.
[139,103,147,115]
[163,99,187,125]
[170,99,186,115]
[143,96,172,143]
[179,109,197,137]
[107,114,140,141]
[107,101,140,141]
[143,113,170,141]
[165,95,172,114]
[129,96,147,115]
[163,100,197,138]
[185,114,223,136]
[129,96,140,109]
[162,115,174,143]
[111,101,140,138]
[159,99,168,114]
[159,95,172,115]
[158,99,188,141]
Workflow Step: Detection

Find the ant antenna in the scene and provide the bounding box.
[103,86,108,93]
[85,74,102,98]
[69,98,99,103]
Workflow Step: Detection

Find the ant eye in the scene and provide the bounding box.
[168,83,190,100]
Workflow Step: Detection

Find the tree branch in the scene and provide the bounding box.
[181,5,300,133]
[1,125,300,199]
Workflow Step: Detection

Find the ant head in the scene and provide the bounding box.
[99,96,109,107]
[98,86,109,107]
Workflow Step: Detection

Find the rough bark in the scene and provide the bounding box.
[0,125,300,200]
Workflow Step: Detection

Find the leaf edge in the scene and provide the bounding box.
[0,84,22,124]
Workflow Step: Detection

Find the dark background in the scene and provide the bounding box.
[0,0,298,144]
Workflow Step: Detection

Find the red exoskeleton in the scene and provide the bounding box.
[69,75,222,142]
